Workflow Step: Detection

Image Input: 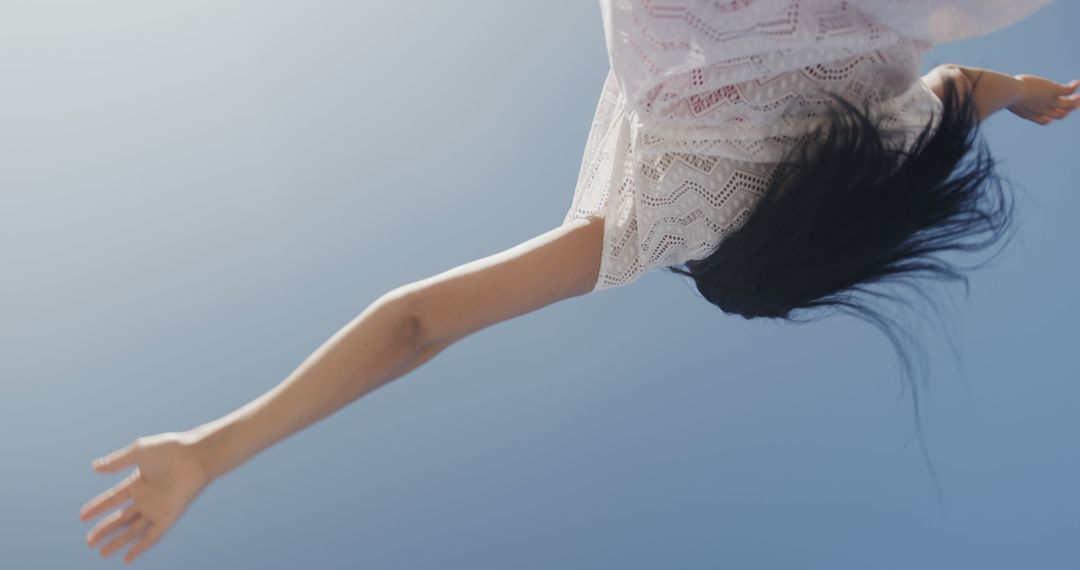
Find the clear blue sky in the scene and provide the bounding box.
[2,2,1077,568]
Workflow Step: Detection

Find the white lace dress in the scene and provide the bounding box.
[563,0,1053,292]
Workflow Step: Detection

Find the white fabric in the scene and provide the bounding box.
[564,0,1053,292]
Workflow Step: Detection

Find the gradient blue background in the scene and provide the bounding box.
[3,2,1077,568]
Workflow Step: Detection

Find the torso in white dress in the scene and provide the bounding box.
[563,0,1053,292]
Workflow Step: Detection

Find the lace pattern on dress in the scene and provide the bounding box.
[565,0,1045,292]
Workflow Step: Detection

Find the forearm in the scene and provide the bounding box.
[952,64,1027,122]
[188,291,433,480]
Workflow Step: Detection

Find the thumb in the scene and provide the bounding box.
[92,442,138,473]
[1065,79,1079,93]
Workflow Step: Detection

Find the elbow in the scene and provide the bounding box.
[398,312,424,349]
[375,288,429,350]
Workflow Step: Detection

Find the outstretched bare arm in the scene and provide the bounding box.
[922,64,1079,124]
[79,215,604,563]
[194,214,605,479]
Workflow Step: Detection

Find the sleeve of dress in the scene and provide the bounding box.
[600,0,1054,112]
[847,0,1054,44]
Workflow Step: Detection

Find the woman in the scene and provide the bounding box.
[79,1,1076,563]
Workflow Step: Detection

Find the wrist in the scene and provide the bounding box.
[185,420,239,482]
[1011,73,1032,102]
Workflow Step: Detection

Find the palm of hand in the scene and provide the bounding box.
[79,432,212,564]
[1008,74,1080,125]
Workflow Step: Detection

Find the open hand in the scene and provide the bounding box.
[79,432,212,564]
[1008,74,1080,125]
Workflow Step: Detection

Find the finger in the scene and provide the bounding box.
[1057,79,1080,94]
[100,516,149,559]
[1034,115,1052,125]
[80,473,136,522]
[1051,96,1074,110]
[1039,105,1062,117]
[93,442,139,473]
[123,522,163,565]
[86,504,139,547]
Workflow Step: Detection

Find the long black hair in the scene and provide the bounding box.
[666,72,1018,508]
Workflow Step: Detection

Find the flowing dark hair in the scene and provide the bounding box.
[665,72,1018,508]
